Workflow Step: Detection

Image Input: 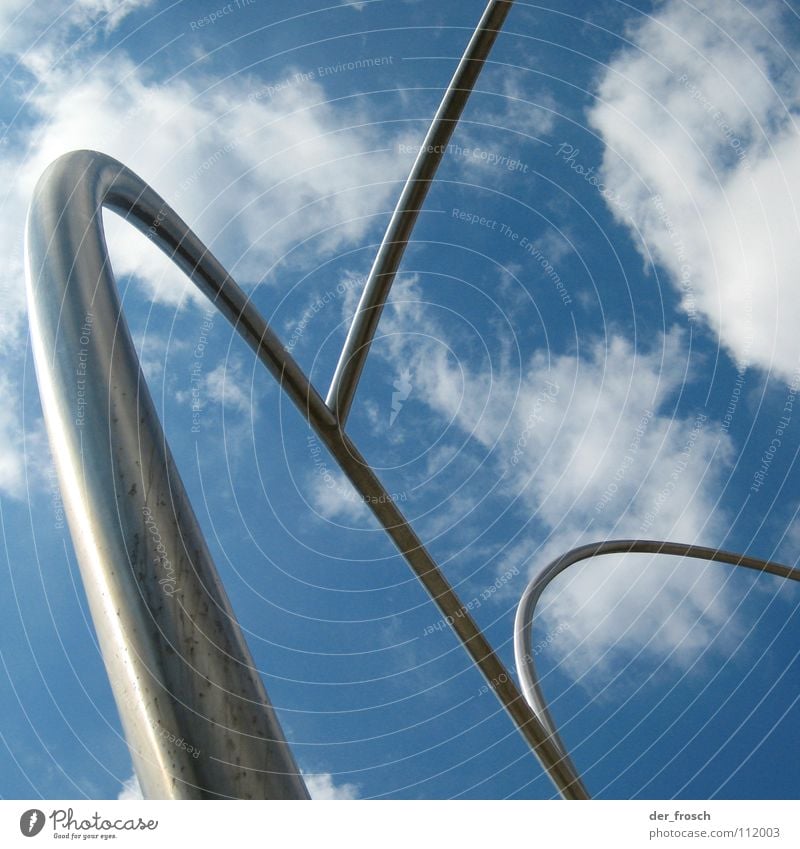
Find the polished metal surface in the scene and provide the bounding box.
[514,540,800,767]
[25,148,588,801]
[327,0,515,425]
[25,153,310,800]
[28,0,792,803]
[26,0,586,803]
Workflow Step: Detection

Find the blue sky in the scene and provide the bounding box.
[1,0,800,800]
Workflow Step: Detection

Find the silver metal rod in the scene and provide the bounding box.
[26,151,310,800]
[27,149,588,800]
[514,540,800,770]
[321,429,589,799]
[327,0,514,425]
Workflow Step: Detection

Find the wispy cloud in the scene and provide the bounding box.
[0,0,153,59]
[2,8,411,500]
[376,277,736,672]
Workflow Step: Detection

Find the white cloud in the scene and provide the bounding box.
[0,373,28,496]
[2,13,412,499]
[306,463,367,524]
[0,0,153,58]
[479,73,558,140]
[117,773,143,800]
[588,0,800,382]
[376,278,736,672]
[16,54,409,309]
[202,359,254,416]
[304,771,359,799]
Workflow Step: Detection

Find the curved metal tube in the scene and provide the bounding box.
[514,540,800,771]
[26,149,588,800]
[25,151,311,799]
[327,0,515,424]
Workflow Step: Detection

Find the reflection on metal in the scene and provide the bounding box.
[25,147,586,801]
[23,0,795,803]
[328,0,515,425]
[25,153,311,801]
[515,541,800,770]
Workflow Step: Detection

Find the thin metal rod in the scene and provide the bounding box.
[514,540,800,771]
[327,0,514,425]
[322,429,589,799]
[27,150,587,799]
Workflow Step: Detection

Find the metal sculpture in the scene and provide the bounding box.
[24,0,799,800]
[515,541,800,770]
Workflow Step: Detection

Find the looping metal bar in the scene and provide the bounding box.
[514,540,800,769]
[26,152,312,800]
[25,147,586,800]
[26,0,794,802]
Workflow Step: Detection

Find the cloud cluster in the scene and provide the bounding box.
[303,772,360,800]
[589,0,800,383]
[366,277,734,672]
[2,1,410,499]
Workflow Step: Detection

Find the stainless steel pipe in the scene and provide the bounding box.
[25,152,310,800]
[515,540,800,770]
[26,148,588,799]
[327,0,515,425]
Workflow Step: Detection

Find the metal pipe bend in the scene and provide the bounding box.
[514,539,800,773]
[25,149,313,799]
[27,149,588,799]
